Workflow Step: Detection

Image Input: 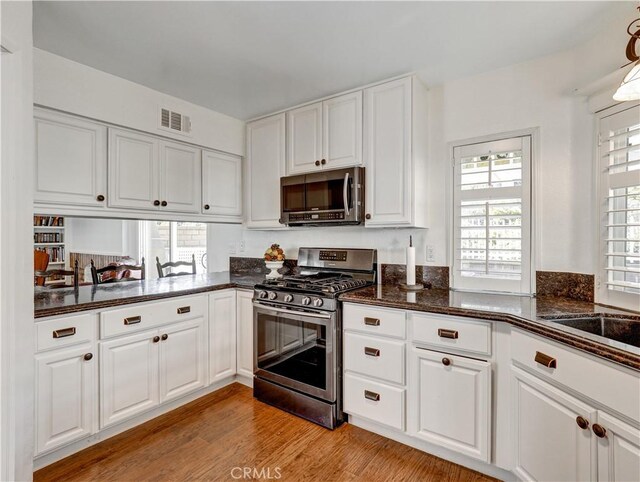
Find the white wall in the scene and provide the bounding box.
[209,7,630,276]
[67,218,139,257]
[33,48,245,156]
[0,1,35,480]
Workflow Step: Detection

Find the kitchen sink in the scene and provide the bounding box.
[540,314,640,348]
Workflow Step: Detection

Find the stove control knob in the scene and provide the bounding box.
[283,294,294,303]
[301,296,311,306]
[258,291,268,299]
[268,291,277,301]
[312,298,324,307]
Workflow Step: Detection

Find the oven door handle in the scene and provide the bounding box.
[252,302,333,319]
[343,172,350,217]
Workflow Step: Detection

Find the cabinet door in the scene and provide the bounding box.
[158,141,201,213]
[411,347,491,462]
[209,290,237,384]
[108,129,159,210]
[511,367,596,482]
[286,102,323,175]
[364,77,412,226]
[34,109,107,207]
[323,91,362,169]
[246,114,286,228]
[159,318,206,402]
[596,411,640,482]
[35,343,97,455]
[100,330,159,428]
[236,290,254,379]
[202,150,242,219]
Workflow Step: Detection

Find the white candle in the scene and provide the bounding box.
[406,245,416,286]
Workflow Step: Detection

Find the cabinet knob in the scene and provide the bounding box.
[576,416,590,430]
[161,333,168,341]
[153,200,160,206]
[442,357,451,366]
[161,201,168,207]
[365,214,371,220]
[83,353,93,361]
[321,159,326,165]
[204,204,210,210]
[96,194,105,202]
[153,335,160,343]
[315,160,320,166]
[592,423,607,438]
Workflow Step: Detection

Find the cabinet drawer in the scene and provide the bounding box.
[344,332,405,385]
[511,329,640,423]
[411,313,491,356]
[100,295,206,339]
[343,303,406,339]
[36,313,97,353]
[343,373,405,431]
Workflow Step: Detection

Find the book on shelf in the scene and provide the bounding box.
[33,215,64,227]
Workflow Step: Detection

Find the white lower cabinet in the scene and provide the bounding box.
[596,411,640,482]
[100,329,160,428]
[35,343,97,455]
[410,347,492,462]
[343,373,405,431]
[209,290,237,383]
[236,290,254,379]
[100,317,205,428]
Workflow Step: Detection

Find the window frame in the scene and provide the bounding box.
[448,129,538,295]
[595,102,640,311]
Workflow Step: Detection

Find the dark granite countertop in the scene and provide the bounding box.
[340,285,640,371]
[34,272,265,319]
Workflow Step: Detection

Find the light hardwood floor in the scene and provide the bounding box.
[34,383,497,482]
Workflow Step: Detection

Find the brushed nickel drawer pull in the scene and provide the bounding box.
[177,306,191,314]
[364,347,380,357]
[364,390,380,401]
[364,317,380,326]
[124,316,142,325]
[53,327,76,338]
[438,328,459,339]
[534,351,557,368]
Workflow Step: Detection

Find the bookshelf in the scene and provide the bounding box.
[34,215,66,285]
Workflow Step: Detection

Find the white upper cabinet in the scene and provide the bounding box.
[159,141,201,214]
[108,128,159,210]
[245,113,286,229]
[286,93,363,175]
[202,150,242,221]
[363,76,428,228]
[108,129,201,213]
[323,91,362,169]
[287,102,323,175]
[34,108,107,207]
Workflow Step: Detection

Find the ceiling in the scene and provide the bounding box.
[34,1,626,120]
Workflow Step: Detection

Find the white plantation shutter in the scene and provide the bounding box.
[452,136,532,294]
[598,104,640,310]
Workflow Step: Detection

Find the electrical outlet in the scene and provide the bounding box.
[239,240,246,253]
[426,245,435,263]
[228,243,237,255]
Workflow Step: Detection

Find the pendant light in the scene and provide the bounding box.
[614,7,640,101]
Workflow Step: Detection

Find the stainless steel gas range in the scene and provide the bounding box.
[252,247,377,429]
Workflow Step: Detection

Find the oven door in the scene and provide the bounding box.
[253,302,336,402]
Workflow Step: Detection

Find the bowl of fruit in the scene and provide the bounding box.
[264,243,285,279]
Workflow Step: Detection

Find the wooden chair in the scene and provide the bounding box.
[156,254,196,278]
[35,259,79,289]
[34,250,50,286]
[91,258,145,284]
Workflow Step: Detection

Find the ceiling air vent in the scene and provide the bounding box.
[159,107,192,136]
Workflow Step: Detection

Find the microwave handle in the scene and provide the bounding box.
[343,172,350,217]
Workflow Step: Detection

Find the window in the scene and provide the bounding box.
[452,135,533,294]
[140,221,208,278]
[597,104,640,310]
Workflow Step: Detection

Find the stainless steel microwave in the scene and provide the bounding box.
[280,167,364,226]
